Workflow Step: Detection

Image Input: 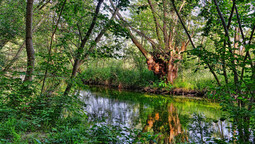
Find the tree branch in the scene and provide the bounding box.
[227,0,235,29]
[170,0,195,49]
[171,0,221,86]
[222,0,235,85]
[77,23,83,42]
[163,0,169,49]
[148,0,163,46]
[80,7,119,64]
[235,5,254,81]
[64,0,104,96]
[213,0,239,84]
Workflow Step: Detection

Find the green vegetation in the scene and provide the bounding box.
[0,0,254,143]
[80,58,219,91]
[80,59,157,88]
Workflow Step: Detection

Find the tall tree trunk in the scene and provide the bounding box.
[24,0,35,82]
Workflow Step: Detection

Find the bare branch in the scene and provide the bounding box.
[178,0,186,12]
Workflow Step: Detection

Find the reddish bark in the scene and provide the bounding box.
[146,52,180,84]
[139,103,188,143]
[110,0,190,84]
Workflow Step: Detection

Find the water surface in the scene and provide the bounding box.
[80,87,231,143]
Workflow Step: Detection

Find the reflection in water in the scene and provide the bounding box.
[188,113,232,143]
[80,91,146,128]
[139,103,188,143]
[167,104,188,143]
[80,89,231,143]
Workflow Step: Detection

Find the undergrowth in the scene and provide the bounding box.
[0,76,146,143]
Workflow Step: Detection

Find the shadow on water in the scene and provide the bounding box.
[79,87,232,143]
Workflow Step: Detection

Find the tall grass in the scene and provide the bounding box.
[79,58,228,91]
[174,69,217,90]
[80,59,157,88]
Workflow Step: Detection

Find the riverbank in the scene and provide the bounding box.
[0,86,224,143]
[79,65,215,97]
[82,80,206,97]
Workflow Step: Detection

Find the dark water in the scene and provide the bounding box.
[80,87,232,143]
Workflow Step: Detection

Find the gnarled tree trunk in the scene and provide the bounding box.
[110,0,190,84]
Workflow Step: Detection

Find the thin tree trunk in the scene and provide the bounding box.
[24,0,35,82]
[222,0,235,85]
[171,0,221,86]
[40,0,67,94]
[80,7,119,64]
[162,0,169,50]
[171,0,195,49]
[213,0,239,86]
[235,5,255,141]
[64,0,104,95]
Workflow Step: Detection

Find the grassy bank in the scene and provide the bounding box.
[79,65,157,88]
[79,59,219,91]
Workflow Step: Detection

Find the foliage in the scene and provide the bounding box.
[181,0,255,143]
[0,0,254,143]
[0,0,25,49]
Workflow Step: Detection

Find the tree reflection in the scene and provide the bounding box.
[138,103,188,143]
[81,89,231,143]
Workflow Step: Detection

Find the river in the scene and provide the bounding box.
[80,87,232,143]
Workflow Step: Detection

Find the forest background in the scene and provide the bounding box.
[0,0,254,143]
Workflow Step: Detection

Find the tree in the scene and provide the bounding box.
[172,0,255,142]
[24,0,35,82]
[63,0,120,95]
[63,0,104,95]
[110,0,197,84]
